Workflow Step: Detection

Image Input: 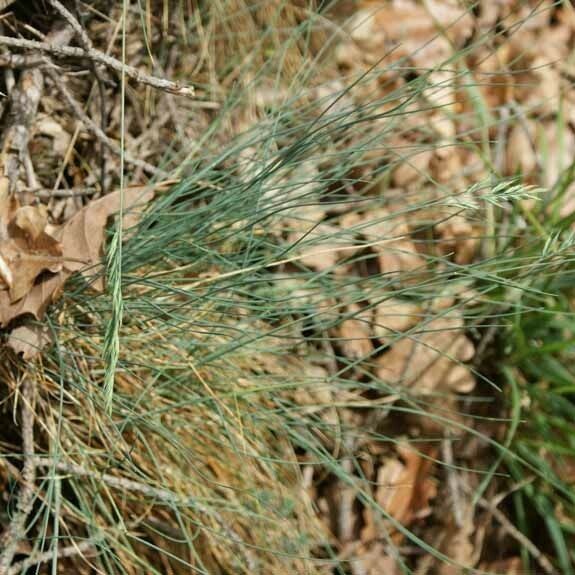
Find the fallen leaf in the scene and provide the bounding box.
[436,215,479,265]
[0,236,62,302]
[478,558,522,575]
[345,542,402,575]
[0,194,63,303]
[8,324,52,359]
[392,149,433,188]
[506,122,537,176]
[0,184,157,328]
[334,304,373,360]
[14,204,49,240]
[358,0,473,67]
[362,444,437,543]
[0,271,66,327]
[438,484,479,575]
[375,312,475,394]
[289,221,354,272]
[36,116,71,156]
[60,185,155,291]
[345,208,425,280]
[372,298,421,342]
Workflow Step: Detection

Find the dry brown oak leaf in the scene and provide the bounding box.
[0,181,155,327]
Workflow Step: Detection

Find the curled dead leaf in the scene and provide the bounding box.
[0,199,63,303]
[0,271,65,327]
[0,184,159,329]
[36,116,71,157]
[8,323,52,359]
[14,204,49,240]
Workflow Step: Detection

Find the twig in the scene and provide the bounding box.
[0,53,47,69]
[23,151,39,190]
[48,0,108,192]
[48,0,92,50]
[19,186,97,198]
[6,541,95,575]
[51,15,122,193]
[1,67,44,193]
[0,26,74,194]
[0,35,195,96]
[45,67,167,178]
[0,377,38,574]
[338,437,357,544]
[0,0,15,13]
[475,495,557,575]
[441,437,465,528]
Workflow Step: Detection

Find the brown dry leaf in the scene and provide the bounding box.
[362,444,437,543]
[344,542,402,575]
[289,221,354,271]
[0,197,63,303]
[436,215,478,265]
[0,236,62,302]
[36,116,71,157]
[378,238,424,280]
[0,184,157,328]
[437,493,477,575]
[392,149,433,188]
[15,204,49,240]
[506,122,537,176]
[60,185,155,291]
[335,304,373,360]
[478,558,522,575]
[0,271,66,327]
[348,208,425,279]
[375,311,475,394]
[372,298,421,342]
[8,324,52,359]
[359,0,473,66]
[542,122,575,189]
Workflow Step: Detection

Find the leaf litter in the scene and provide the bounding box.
[0,181,158,346]
[0,0,572,574]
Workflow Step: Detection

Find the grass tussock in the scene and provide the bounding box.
[1,1,575,574]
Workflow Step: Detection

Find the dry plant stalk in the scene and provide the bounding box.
[0,376,37,574]
[0,35,195,96]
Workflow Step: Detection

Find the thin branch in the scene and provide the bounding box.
[0,35,195,96]
[48,0,107,193]
[45,67,167,178]
[6,541,95,575]
[19,186,97,198]
[1,67,44,193]
[476,495,557,575]
[0,25,74,195]
[441,438,465,528]
[0,53,48,68]
[47,0,92,51]
[0,377,38,574]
